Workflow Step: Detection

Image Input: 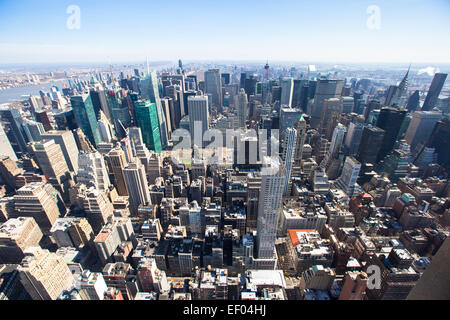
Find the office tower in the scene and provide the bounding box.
[70,93,101,147]
[204,69,222,109]
[363,100,381,122]
[30,139,72,197]
[280,107,302,140]
[0,156,23,190]
[310,79,344,129]
[407,236,450,300]
[50,216,93,249]
[319,97,343,139]
[236,88,248,129]
[425,119,450,169]
[188,95,209,146]
[0,108,29,155]
[280,77,294,107]
[24,120,45,141]
[76,151,111,192]
[0,122,18,161]
[282,128,297,196]
[105,147,128,196]
[123,159,151,214]
[34,111,53,132]
[256,157,285,266]
[422,73,447,111]
[292,115,307,177]
[335,156,361,197]
[159,98,172,138]
[221,73,230,85]
[89,88,111,121]
[41,130,79,172]
[13,182,62,234]
[345,122,366,156]
[77,186,114,234]
[375,107,407,161]
[18,247,74,300]
[356,126,385,164]
[140,70,168,148]
[322,123,346,168]
[341,96,354,114]
[406,90,420,112]
[405,111,442,154]
[244,74,258,98]
[0,217,43,264]
[133,100,162,153]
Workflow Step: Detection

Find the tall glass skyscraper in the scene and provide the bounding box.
[70,93,101,147]
[140,71,168,148]
[134,99,162,153]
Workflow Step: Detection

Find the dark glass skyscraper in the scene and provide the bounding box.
[422,73,448,111]
[375,107,407,161]
[70,93,101,147]
[356,126,385,164]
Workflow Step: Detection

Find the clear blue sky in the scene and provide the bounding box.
[0,0,449,64]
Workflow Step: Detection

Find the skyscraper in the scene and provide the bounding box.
[422,73,448,111]
[106,147,129,196]
[0,108,29,156]
[13,182,62,234]
[309,79,344,129]
[404,111,442,154]
[70,93,101,147]
[18,247,74,300]
[40,130,79,172]
[292,114,307,177]
[356,126,385,164]
[280,77,294,107]
[134,99,162,153]
[0,122,17,161]
[255,157,285,268]
[236,89,248,129]
[140,70,168,148]
[123,159,151,214]
[187,95,209,146]
[282,128,297,196]
[77,151,111,192]
[335,156,361,197]
[375,107,407,162]
[30,139,72,199]
[204,69,222,110]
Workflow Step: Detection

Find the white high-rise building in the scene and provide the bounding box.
[322,123,346,169]
[76,151,111,192]
[280,77,294,107]
[123,159,151,214]
[282,127,297,196]
[256,157,285,267]
[335,156,361,197]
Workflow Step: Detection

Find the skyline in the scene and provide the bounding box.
[1,0,450,64]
